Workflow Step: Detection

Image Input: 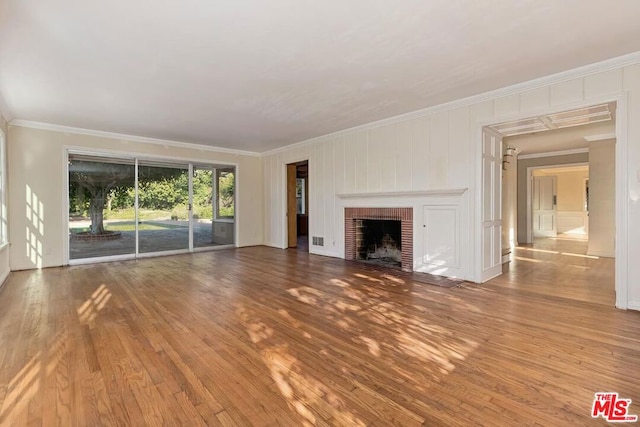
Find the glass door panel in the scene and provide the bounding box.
[68,155,136,260]
[137,161,189,254]
[192,165,214,248]
[211,166,235,247]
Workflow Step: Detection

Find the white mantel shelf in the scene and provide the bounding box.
[336,188,468,199]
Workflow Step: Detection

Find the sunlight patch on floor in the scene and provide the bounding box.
[0,331,67,424]
[77,284,112,324]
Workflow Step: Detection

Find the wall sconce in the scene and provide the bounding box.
[502,146,516,170]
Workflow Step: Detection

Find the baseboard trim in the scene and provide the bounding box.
[626,301,640,312]
[0,269,10,291]
[587,250,615,258]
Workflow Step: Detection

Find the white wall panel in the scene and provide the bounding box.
[623,64,640,91]
[344,134,357,194]
[353,130,368,193]
[550,78,584,106]
[448,108,470,189]
[366,127,384,192]
[380,124,397,192]
[585,69,623,99]
[428,112,449,188]
[323,139,336,250]
[494,94,520,117]
[312,143,325,241]
[520,87,550,112]
[410,116,429,190]
[470,100,494,123]
[395,120,413,191]
[334,135,345,196]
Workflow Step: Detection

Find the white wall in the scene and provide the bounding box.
[8,126,263,271]
[263,61,640,310]
[0,114,9,286]
[588,139,616,257]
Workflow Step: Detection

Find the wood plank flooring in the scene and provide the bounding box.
[0,241,638,425]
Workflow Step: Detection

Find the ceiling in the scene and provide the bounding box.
[2,1,640,153]
[490,103,614,137]
[504,120,615,155]
[534,165,589,175]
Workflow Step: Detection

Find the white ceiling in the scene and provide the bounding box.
[2,1,640,152]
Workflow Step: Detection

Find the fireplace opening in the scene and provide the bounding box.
[355,219,402,269]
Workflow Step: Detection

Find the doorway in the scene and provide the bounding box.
[286,160,308,251]
[67,152,236,263]
[480,100,622,306]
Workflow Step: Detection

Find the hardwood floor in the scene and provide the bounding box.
[0,244,638,425]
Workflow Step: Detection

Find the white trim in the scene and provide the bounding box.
[11,119,261,157]
[262,51,640,157]
[65,145,240,171]
[584,133,616,142]
[309,248,339,258]
[586,249,615,258]
[69,253,136,265]
[337,189,467,199]
[192,244,235,253]
[627,301,640,311]
[0,128,7,246]
[136,249,190,259]
[0,268,10,290]
[518,148,589,160]
[614,94,629,309]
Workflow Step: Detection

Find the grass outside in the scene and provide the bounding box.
[70,221,184,233]
[103,205,233,221]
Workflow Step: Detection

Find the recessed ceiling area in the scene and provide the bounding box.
[489,103,614,137]
[503,119,615,156]
[1,1,640,152]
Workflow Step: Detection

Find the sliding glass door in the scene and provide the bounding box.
[68,156,136,260]
[193,165,235,249]
[68,153,236,263]
[138,162,190,254]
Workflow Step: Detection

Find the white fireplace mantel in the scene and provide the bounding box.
[336,188,467,199]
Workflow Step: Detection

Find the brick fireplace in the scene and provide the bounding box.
[345,207,413,272]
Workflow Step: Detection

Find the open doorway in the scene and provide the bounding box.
[483,102,618,305]
[286,160,309,251]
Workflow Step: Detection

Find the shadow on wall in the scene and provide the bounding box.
[25,184,44,268]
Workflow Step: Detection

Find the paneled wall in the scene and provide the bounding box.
[263,62,640,309]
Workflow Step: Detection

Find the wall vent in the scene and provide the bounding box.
[312,236,324,246]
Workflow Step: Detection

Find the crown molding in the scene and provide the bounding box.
[9,119,261,157]
[262,51,640,157]
[337,189,468,199]
[518,148,589,160]
[584,133,616,142]
[0,94,13,126]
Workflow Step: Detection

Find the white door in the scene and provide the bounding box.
[481,129,502,282]
[533,176,557,237]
